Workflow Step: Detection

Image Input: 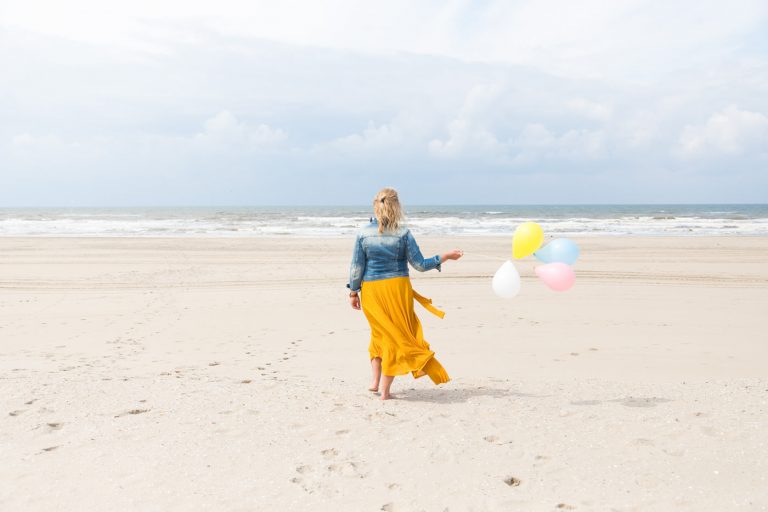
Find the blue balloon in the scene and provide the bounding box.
[534,238,580,265]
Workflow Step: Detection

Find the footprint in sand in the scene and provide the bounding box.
[570,400,601,406]
[295,465,312,475]
[616,397,671,408]
[321,448,338,459]
[556,504,576,510]
[41,446,59,452]
[504,476,521,487]
[47,422,63,431]
[483,435,512,445]
[9,410,24,417]
[291,467,319,494]
[115,408,150,418]
[328,461,365,478]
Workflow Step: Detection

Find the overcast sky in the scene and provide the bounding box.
[1,0,767,206]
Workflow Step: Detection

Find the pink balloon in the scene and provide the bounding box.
[534,262,576,292]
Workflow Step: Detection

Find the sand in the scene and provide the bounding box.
[1,236,767,511]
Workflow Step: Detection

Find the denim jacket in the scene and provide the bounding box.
[347,219,441,293]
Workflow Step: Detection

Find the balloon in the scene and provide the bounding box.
[492,260,521,298]
[534,238,581,265]
[513,222,544,259]
[535,262,575,292]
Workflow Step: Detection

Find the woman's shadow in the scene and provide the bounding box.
[396,386,544,404]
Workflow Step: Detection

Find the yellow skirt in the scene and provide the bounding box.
[360,276,450,384]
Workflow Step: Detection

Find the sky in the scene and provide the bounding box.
[1,0,767,206]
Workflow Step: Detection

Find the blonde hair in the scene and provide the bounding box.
[373,187,403,234]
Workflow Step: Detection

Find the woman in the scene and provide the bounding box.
[347,188,463,400]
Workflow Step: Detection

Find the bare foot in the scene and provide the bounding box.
[369,386,379,392]
[381,393,395,401]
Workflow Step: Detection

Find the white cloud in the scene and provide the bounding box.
[11,133,34,146]
[566,98,612,122]
[13,133,69,148]
[322,112,434,154]
[511,124,606,163]
[8,132,107,160]
[194,111,286,148]
[428,83,507,158]
[1,2,767,204]
[331,123,404,151]
[427,84,608,162]
[613,111,659,149]
[3,0,766,80]
[677,106,768,158]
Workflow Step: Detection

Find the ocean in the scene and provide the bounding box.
[0,205,766,237]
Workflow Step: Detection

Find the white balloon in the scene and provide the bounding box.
[492,260,521,299]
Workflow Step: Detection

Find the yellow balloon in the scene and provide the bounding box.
[513,222,544,259]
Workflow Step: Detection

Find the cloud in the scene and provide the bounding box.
[1,3,767,205]
[321,112,434,154]
[4,0,766,80]
[8,132,108,162]
[677,106,768,158]
[427,84,608,163]
[512,124,606,162]
[194,111,286,149]
[427,83,507,158]
[566,98,612,122]
[329,122,404,152]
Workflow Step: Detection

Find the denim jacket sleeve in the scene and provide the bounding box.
[404,229,441,272]
[347,233,366,292]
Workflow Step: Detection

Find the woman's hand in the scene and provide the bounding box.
[350,293,361,310]
[441,249,464,262]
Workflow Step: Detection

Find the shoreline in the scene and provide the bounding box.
[2,233,768,239]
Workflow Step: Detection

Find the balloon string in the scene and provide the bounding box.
[465,252,507,262]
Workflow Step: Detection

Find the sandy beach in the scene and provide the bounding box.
[1,235,766,511]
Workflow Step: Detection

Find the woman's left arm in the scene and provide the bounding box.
[405,229,446,272]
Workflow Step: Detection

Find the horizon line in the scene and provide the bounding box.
[1,202,767,209]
